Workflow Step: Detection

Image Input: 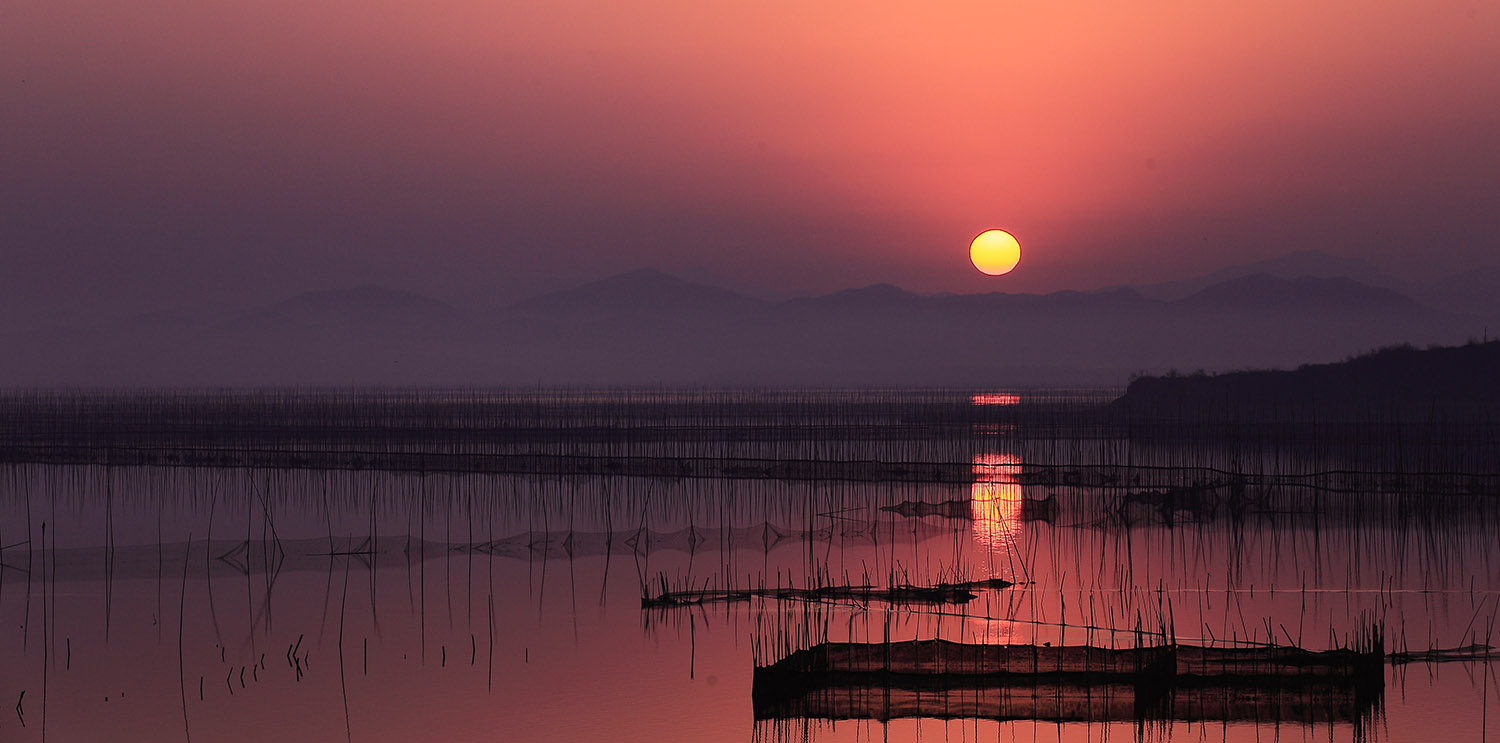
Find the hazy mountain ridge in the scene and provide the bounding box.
[1122,249,1500,319]
[510,268,767,316]
[1124,249,1410,300]
[2,253,1493,386]
[1173,274,1417,312]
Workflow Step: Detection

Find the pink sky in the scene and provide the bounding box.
[3,0,1498,320]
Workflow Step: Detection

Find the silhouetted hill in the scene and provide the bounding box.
[1175,274,1416,312]
[1129,250,1409,300]
[1115,341,1500,420]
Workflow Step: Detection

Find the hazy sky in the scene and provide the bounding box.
[4,0,1498,325]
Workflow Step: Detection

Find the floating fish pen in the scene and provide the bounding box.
[753,637,1385,726]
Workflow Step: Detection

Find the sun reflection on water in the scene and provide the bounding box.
[970,393,1021,406]
[971,453,1024,576]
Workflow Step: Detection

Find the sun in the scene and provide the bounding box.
[970,230,1021,276]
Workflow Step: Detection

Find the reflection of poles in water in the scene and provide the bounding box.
[445,476,454,635]
[105,467,115,643]
[41,522,48,739]
[599,478,613,609]
[568,483,579,646]
[466,485,474,638]
[369,487,379,632]
[337,555,352,743]
[158,477,170,644]
[23,483,33,653]
[177,534,192,742]
[419,473,426,664]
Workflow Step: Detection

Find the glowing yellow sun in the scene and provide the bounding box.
[970,230,1021,276]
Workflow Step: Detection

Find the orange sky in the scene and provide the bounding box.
[3,0,1498,315]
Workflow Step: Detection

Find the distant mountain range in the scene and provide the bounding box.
[1119,249,1500,318]
[2,251,1495,386]
[1121,249,1408,300]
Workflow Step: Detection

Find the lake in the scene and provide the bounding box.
[0,390,1495,741]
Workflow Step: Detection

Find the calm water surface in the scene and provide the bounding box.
[1,393,1497,741]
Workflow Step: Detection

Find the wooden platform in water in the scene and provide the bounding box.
[753,639,1384,725]
[642,579,1013,609]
